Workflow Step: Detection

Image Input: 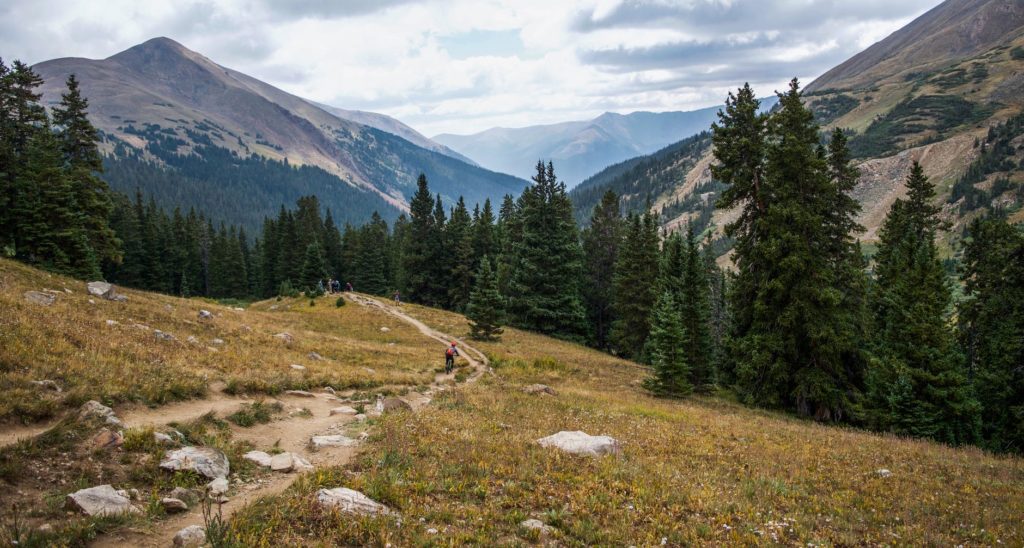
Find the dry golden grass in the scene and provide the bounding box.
[0,258,437,424]
[225,305,1024,546]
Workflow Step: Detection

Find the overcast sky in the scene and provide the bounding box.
[0,0,942,136]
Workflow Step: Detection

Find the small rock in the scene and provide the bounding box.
[380,327,390,333]
[315,487,390,515]
[270,452,295,473]
[427,528,439,534]
[164,304,174,311]
[133,323,150,331]
[523,384,556,396]
[208,477,229,495]
[293,454,314,472]
[172,525,206,548]
[30,379,62,392]
[78,400,123,427]
[877,468,892,478]
[36,523,53,534]
[354,414,367,422]
[380,397,412,414]
[310,435,358,449]
[105,319,119,327]
[154,330,177,341]
[186,335,200,344]
[211,338,225,345]
[322,386,336,395]
[66,485,138,516]
[92,428,124,450]
[274,332,294,343]
[63,287,72,294]
[521,519,554,539]
[364,367,376,374]
[536,431,620,456]
[154,432,176,445]
[243,450,273,468]
[24,291,56,306]
[308,351,325,361]
[160,447,230,480]
[233,307,244,312]
[329,406,358,416]
[198,309,213,320]
[285,390,315,398]
[161,497,188,513]
[290,364,306,371]
[169,487,197,504]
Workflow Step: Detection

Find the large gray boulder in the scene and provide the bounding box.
[315,487,390,515]
[87,281,126,301]
[65,485,139,516]
[173,525,206,548]
[160,447,230,479]
[536,431,620,456]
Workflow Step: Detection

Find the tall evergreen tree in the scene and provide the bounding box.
[959,215,1024,452]
[507,161,586,338]
[299,240,327,292]
[644,291,692,396]
[581,190,623,349]
[446,196,475,310]
[610,211,660,359]
[52,73,119,265]
[867,162,979,444]
[678,225,714,391]
[471,198,497,270]
[404,175,445,306]
[354,212,389,295]
[467,256,506,341]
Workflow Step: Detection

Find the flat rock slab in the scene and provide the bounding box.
[160,447,230,479]
[523,384,557,396]
[537,431,620,456]
[269,452,312,473]
[329,406,358,416]
[24,291,56,306]
[244,450,273,468]
[316,487,390,516]
[173,525,206,548]
[66,485,138,516]
[310,435,358,449]
[285,390,316,398]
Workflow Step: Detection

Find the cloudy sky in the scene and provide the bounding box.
[0,0,942,136]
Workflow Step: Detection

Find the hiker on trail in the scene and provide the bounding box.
[393,290,401,306]
[445,341,459,374]
[327,278,335,294]
[332,279,341,293]
[317,279,325,293]
[346,282,353,292]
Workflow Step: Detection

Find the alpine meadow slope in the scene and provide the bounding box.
[571,0,1024,247]
[1,258,1022,546]
[32,37,527,230]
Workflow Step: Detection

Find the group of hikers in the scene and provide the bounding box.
[317,278,353,294]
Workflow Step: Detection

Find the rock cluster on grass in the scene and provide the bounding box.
[24,290,56,306]
[521,519,555,540]
[310,435,359,449]
[30,379,62,392]
[173,525,206,548]
[78,400,123,427]
[536,431,620,456]
[87,281,127,301]
[274,332,294,343]
[315,487,390,515]
[523,384,557,396]
[154,329,177,341]
[198,309,213,320]
[65,485,139,516]
[92,428,124,450]
[159,447,230,480]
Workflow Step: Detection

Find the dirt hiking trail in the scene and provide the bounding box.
[90,293,488,547]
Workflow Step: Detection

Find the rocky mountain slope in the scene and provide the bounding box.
[434,104,732,188]
[571,0,1024,250]
[33,37,526,229]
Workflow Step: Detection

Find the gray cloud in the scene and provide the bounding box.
[257,0,422,20]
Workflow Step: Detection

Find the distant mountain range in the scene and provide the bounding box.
[433,105,747,188]
[33,37,526,230]
[571,0,1024,248]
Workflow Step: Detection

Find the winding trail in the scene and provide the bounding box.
[90,293,488,547]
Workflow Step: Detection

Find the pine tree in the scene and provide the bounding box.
[299,240,327,292]
[354,212,389,295]
[959,215,1024,452]
[610,212,660,359]
[506,161,586,338]
[467,256,505,341]
[581,190,623,349]
[678,225,714,391]
[644,291,692,396]
[52,73,120,265]
[495,193,520,296]
[471,199,497,270]
[322,209,344,279]
[446,196,475,310]
[404,174,444,306]
[868,162,980,444]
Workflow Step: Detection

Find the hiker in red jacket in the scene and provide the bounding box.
[445,342,459,374]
